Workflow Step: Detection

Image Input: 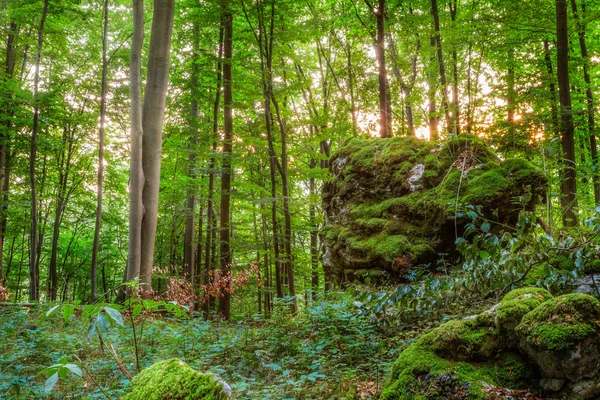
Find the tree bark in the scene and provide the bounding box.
[127,0,145,284]
[127,0,175,290]
[366,0,390,138]
[0,20,16,283]
[556,0,579,226]
[543,39,559,137]
[139,0,175,287]
[570,0,600,204]
[428,35,439,140]
[204,22,224,318]
[184,20,200,279]
[91,0,109,303]
[218,0,233,320]
[431,0,453,134]
[29,0,48,301]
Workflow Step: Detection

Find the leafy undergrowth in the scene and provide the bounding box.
[0,291,496,400]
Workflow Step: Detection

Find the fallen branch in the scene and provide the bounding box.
[0,302,37,307]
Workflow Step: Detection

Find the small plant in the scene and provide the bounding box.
[41,358,82,394]
[0,284,10,301]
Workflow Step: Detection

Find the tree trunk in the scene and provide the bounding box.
[570,0,600,204]
[139,0,176,287]
[127,0,175,290]
[372,0,390,138]
[428,35,439,140]
[309,159,318,300]
[431,0,452,134]
[218,0,233,320]
[184,20,201,279]
[556,0,579,226]
[204,22,224,318]
[449,0,460,134]
[90,0,109,303]
[127,0,145,285]
[28,0,48,301]
[0,20,17,283]
[507,48,516,139]
[543,39,560,137]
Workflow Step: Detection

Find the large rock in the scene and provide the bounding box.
[516,294,600,399]
[121,358,231,400]
[322,136,547,285]
[382,288,600,400]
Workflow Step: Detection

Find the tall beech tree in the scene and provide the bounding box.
[127,0,175,288]
[29,0,49,301]
[90,0,109,303]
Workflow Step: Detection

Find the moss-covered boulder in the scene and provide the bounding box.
[322,136,546,284]
[121,359,231,400]
[515,294,600,394]
[381,300,537,399]
[383,288,600,400]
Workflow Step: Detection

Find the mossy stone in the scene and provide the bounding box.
[323,136,547,284]
[121,359,230,400]
[418,318,501,361]
[516,293,600,351]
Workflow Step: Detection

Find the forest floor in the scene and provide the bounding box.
[0,291,495,400]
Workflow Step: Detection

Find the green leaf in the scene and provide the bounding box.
[63,363,82,377]
[479,251,490,260]
[104,307,125,327]
[133,304,143,318]
[481,222,491,233]
[45,304,60,318]
[45,372,59,393]
[63,304,75,322]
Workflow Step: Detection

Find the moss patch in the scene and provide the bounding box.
[419,319,500,360]
[121,359,229,400]
[516,293,600,351]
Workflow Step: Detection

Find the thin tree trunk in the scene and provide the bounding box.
[28,0,48,301]
[218,0,233,320]
[204,22,224,318]
[543,40,560,137]
[309,159,318,300]
[90,0,109,303]
[428,35,439,140]
[449,0,460,134]
[127,0,145,284]
[184,20,201,279]
[507,48,516,139]
[365,0,390,138]
[431,0,452,134]
[571,0,600,204]
[556,0,579,226]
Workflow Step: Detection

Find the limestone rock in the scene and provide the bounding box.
[322,136,547,285]
[516,294,600,384]
[382,288,600,400]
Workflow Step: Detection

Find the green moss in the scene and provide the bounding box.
[516,293,600,351]
[347,234,411,264]
[494,287,553,331]
[381,345,489,400]
[465,168,509,204]
[502,287,553,302]
[419,318,500,360]
[121,359,228,400]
